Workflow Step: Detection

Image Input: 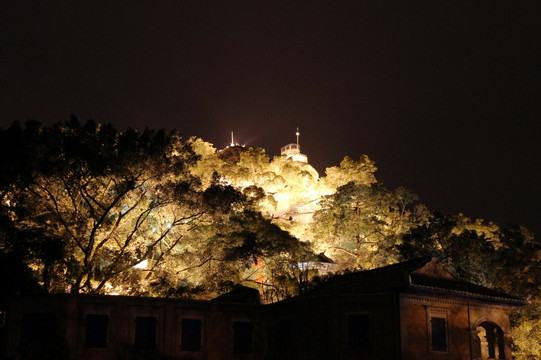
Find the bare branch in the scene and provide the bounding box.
[329,246,357,257]
[33,183,85,252]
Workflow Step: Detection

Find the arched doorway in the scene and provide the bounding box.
[476,321,505,359]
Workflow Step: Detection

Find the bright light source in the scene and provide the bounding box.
[135,259,148,269]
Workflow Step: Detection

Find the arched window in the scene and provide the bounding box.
[476,321,505,359]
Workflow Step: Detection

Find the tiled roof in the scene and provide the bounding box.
[409,274,528,304]
[212,284,261,304]
[300,257,529,306]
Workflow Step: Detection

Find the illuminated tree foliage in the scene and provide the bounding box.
[1,118,203,293]
[322,155,377,188]
[512,301,541,360]
[1,119,539,357]
[207,210,309,301]
[0,119,303,296]
[195,145,323,239]
[217,146,322,216]
[185,137,225,190]
[312,182,429,270]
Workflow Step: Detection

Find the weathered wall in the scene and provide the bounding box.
[266,293,399,360]
[3,290,517,360]
[400,293,513,360]
[5,294,264,360]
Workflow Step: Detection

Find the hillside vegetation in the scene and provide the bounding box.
[1,119,539,358]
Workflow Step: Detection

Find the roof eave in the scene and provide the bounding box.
[405,284,530,307]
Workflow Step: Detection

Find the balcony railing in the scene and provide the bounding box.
[281,143,300,154]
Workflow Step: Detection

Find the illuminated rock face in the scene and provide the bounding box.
[4,258,527,360]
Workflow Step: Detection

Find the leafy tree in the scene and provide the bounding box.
[0,120,65,297]
[1,120,312,299]
[242,185,277,212]
[217,148,323,240]
[489,224,541,295]
[322,155,377,189]
[512,300,541,360]
[221,147,272,188]
[492,225,541,360]
[398,212,496,285]
[186,137,226,190]
[2,119,538,360]
[149,206,308,300]
[3,119,218,294]
[266,155,320,214]
[0,216,49,297]
[215,209,308,301]
[312,182,429,270]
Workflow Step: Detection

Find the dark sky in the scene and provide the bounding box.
[1,1,540,238]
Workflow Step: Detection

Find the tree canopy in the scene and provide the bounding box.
[0,119,304,298]
[0,118,538,357]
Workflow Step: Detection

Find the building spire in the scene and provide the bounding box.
[296,127,300,146]
[230,131,235,147]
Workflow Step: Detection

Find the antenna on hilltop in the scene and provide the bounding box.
[296,127,300,146]
[230,131,235,147]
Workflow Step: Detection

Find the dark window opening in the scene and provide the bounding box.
[0,310,6,327]
[135,316,156,350]
[85,314,108,348]
[181,318,202,351]
[233,321,253,354]
[348,314,370,350]
[431,317,448,352]
[20,313,56,347]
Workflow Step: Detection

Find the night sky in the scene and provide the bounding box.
[1,1,540,238]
